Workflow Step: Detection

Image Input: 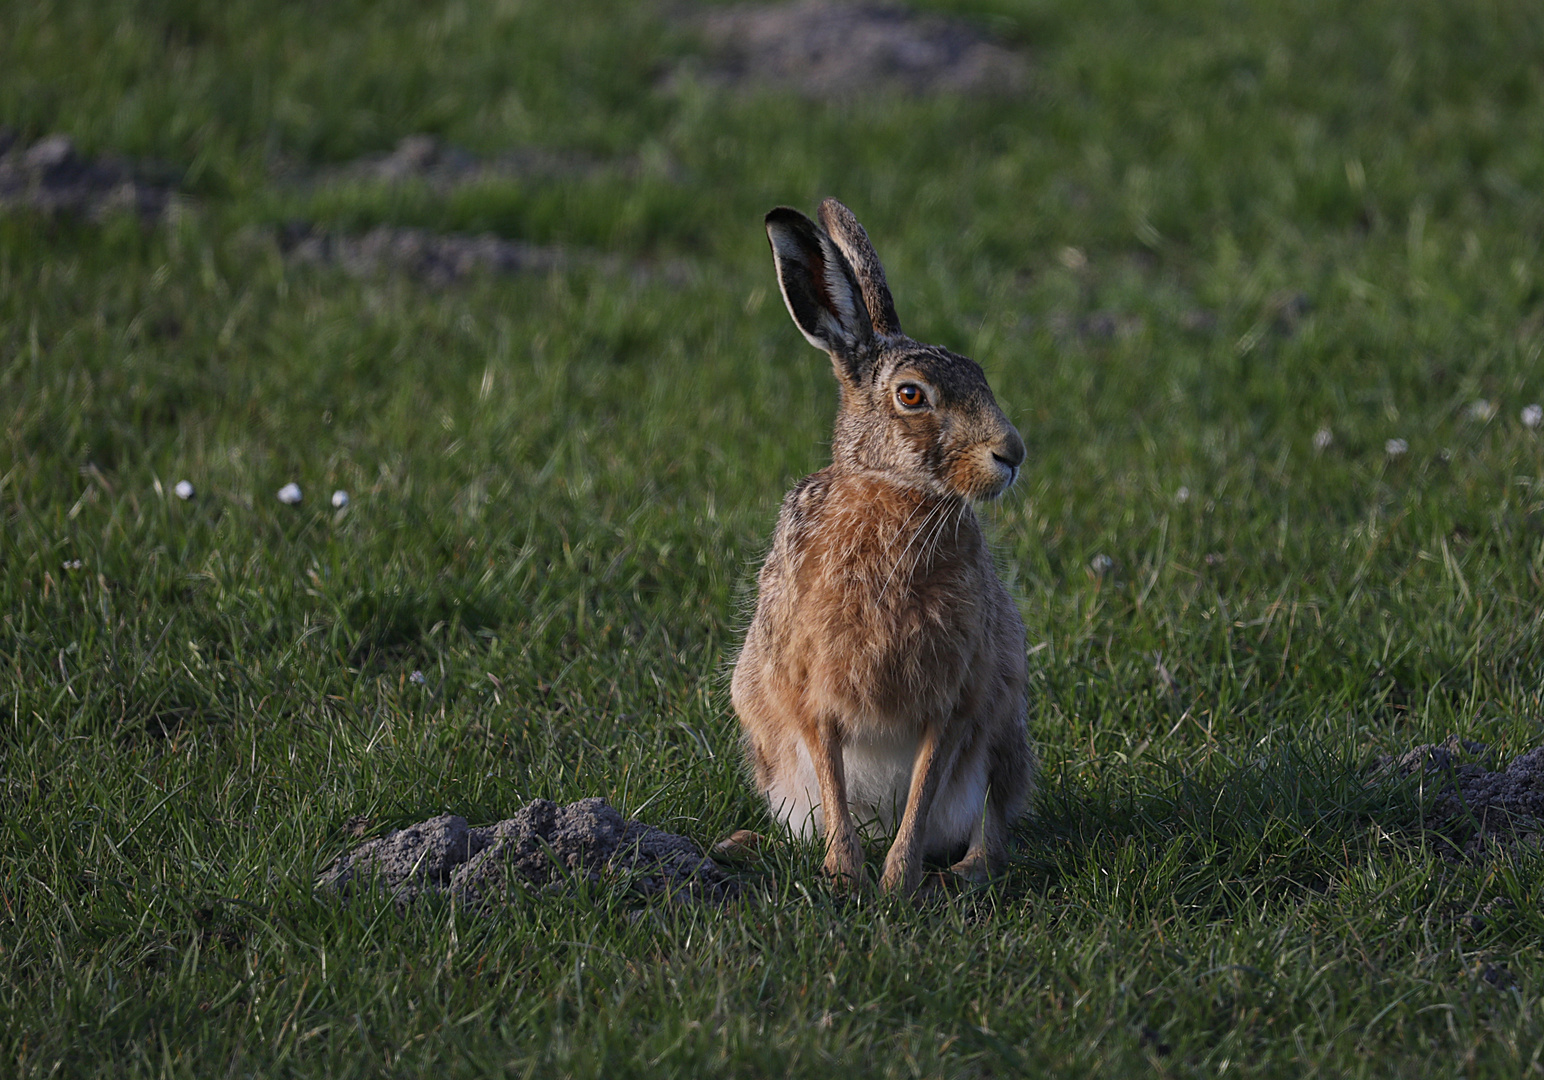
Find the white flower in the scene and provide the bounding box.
[1175,486,1190,504]
[331,489,350,508]
[1313,427,1333,451]
[277,482,302,504]
[1385,438,1408,457]
[1522,404,1543,429]
[1467,399,1497,422]
[173,480,195,500]
[409,670,426,685]
[1090,554,1116,576]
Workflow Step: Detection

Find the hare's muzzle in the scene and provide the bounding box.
[985,426,1026,496]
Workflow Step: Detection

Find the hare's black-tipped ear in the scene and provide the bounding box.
[817,198,900,338]
[765,206,874,381]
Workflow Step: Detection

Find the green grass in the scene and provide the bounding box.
[4,0,1544,1074]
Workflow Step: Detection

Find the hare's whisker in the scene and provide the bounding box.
[920,498,963,571]
[880,495,949,596]
[886,492,933,552]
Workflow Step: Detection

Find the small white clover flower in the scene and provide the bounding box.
[173,480,195,500]
[1522,404,1543,429]
[409,670,426,685]
[1313,427,1333,451]
[62,559,83,571]
[331,489,350,508]
[1385,438,1408,457]
[1090,553,1116,576]
[1175,486,1191,504]
[1467,399,1497,422]
[277,482,302,505]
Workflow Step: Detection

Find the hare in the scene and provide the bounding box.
[730,198,1035,896]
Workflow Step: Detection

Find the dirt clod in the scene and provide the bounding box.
[1379,736,1544,859]
[318,798,738,906]
[679,1,1028,98]
[0,131,180,220]
[1478,962,1518,990]
[1137,1024,1173,1057]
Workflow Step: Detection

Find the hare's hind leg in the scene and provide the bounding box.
[808,715,864,883]
[951,733,1030,882]
[949,799,1010,883]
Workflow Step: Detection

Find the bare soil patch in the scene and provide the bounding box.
[0,131,181,220]
[277,223,693,286]
[279,223,570,286]
[1380,736,1544,859]
[301,134,672,191]
[675,1,1028,98]
[318,798,739,906]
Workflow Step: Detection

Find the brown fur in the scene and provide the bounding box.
[732,199,1035,895]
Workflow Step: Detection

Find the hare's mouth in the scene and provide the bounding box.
[969,452,1018,500]
[947,454,1017,501]
[941,441,1023,501]
[991,452,1020,489]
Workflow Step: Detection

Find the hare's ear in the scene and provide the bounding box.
[765,207,874,382]
[817,198,900,338]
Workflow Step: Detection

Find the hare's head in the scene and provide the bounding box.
[765,198,1024,501]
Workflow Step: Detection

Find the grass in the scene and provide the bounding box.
[4,0,1544,1074]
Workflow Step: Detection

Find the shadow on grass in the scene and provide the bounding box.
[330,583,501,675]
[693,741,1438,916]
[1005,741,1424,911]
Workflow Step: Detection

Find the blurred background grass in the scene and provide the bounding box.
[3,0,1544,1074]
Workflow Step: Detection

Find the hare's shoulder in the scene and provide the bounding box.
[775,468,838,531]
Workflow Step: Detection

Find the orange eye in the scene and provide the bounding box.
[896,384,927,409]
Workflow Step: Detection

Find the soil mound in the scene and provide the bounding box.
[1380,736,1544,859]
[680,1,1028,98]
[0,131,180,220]
[318,797,738,905]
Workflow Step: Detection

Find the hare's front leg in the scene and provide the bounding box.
[880,721,959,895]
[809,715,863,883]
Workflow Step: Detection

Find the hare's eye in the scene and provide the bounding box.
[896,383,928,409]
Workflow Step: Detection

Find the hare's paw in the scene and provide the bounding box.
[948,851,994,884]
[822,838,864,885]
[879,852,923,895]
[711,829,766,863]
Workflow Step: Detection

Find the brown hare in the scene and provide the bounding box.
[731,198,1035,896]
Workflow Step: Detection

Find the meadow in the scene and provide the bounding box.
[3,0,1544,1074]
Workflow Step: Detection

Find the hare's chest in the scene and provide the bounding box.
[752,484,989,720]
[784,570,981,726]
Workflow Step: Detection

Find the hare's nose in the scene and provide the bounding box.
[992,428,1026,470]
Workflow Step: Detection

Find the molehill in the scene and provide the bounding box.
[1380,736,1544,859]
[317,797,739,906]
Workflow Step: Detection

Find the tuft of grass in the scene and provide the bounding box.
[5,0,1544,1075]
